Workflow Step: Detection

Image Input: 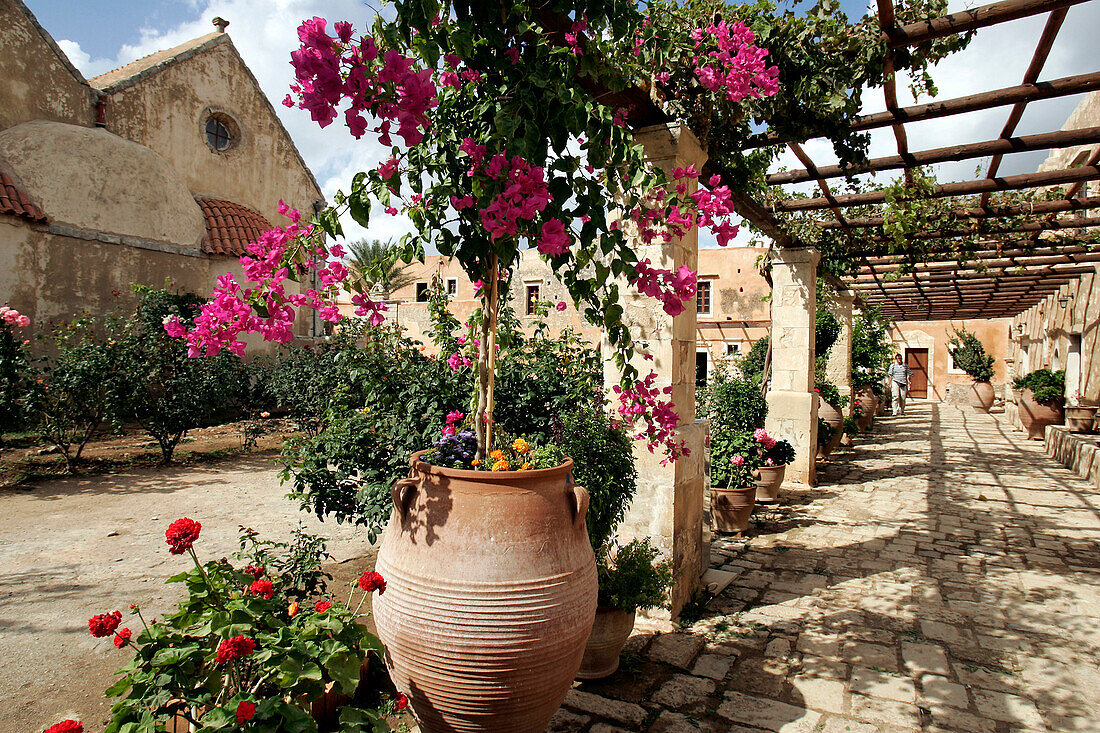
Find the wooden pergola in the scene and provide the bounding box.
[722,0,1100,321]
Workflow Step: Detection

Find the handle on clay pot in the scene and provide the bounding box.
[568,485,590,528]
[391,477,419,521]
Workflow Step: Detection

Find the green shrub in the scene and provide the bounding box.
[817,418,835,448]
[120,286,248,463]
[852,306,894,388]
[815,308,841,357]
[553,404,637,555]
[844,415,859,435]
[0,313,32,444]
[27,314,131,471]
[702,371,767,433]
[1013,369,1065,406]
[948,328,994,383]
[815,377,849,410]
[596,538,672,612]
[740,336,769,381]
[711,429,761,489]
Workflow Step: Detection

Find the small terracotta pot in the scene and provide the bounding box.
[1018,388,1064,440]
[576,607,636,680]
[373,451,597,733]
[1065,406,1096,433]
[712,483,757,534]
[969,381,995,412]
[755,464,786,503]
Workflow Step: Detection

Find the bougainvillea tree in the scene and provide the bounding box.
[170,0,965,462]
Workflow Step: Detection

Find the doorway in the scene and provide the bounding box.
[906,348,929,399]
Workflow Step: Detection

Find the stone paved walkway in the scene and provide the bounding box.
[555,402,1100,732]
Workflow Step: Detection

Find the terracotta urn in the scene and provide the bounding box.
[1064,405,1096,433]
[1017,389,1064,440]
[855,388,878,421]
[818,398,844,457]
[755,464,786,502]
[969,381,995,412]
[712,483,757,534]
[576,607,636,680]
[373,451,597,733]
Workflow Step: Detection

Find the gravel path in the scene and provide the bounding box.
[0,452,375,733]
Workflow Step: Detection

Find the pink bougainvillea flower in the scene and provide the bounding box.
[216,635,257,665]
[165,517,201,555]
[357,571,387,594]
[88,611,122,638]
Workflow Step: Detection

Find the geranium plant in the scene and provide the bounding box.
[168,0,783,466]
[753,428,795,467]
[0,305,31,445]
[83,519,399,732]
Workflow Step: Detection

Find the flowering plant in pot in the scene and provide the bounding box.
[1013,368,1065,439]
[947,328,995,412]
[78,519,398,733]
[709,430,761,534]
[752,428,794,502]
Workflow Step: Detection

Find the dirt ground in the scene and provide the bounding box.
[0,452,381,733]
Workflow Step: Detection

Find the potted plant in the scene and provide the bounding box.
[710,430,761,534]
[1064,390,1096,433]
[843,415,859,445]
[753,428,795,502]
[853,399,873,433]
[948,328,996,411]
[815,380,848,457]
[817,416,837,459]
[1013,369,1065,439]
[76,519,399,733]
[578,538,672,679]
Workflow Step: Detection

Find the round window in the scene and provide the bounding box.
[203,113,239,152]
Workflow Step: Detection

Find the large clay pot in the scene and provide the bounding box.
[373,451,597,733]
[755,464,787,503]
[969,381,995,412]
[1018,389,1064,440]
[1064,406,1096,433]
[855,388,878,421]
[818,399,844,457]
[576,607,636,680]
[712,483,757,534]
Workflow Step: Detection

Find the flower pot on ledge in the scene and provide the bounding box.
[1064,405,1096,433]
[373,450,597,733]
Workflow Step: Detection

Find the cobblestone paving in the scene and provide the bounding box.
[554,403,1100,732]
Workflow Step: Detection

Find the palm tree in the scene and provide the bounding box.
[346,238,416,297]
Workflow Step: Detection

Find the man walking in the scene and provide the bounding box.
[888,353,911,415]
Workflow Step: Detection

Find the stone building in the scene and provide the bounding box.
[0,0,325,349]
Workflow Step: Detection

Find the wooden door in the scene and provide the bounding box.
[906,349,928,399]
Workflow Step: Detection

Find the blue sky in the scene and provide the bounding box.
[23,0,1100,248]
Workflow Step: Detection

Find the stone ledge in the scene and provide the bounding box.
[1045,425,1100,489]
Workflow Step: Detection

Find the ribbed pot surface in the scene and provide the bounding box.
[712,484,756,533]
[373,452,597,733]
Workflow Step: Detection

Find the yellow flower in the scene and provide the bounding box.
[288,601,299,618]
[491,459,510,471]
[512,438,530,455]
[521,462,532,470]
[490,449,505,461]
[471,459,481,467]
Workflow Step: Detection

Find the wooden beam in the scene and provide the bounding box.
[886,0,1088,47]
[775,165,1100,211]
[745,72,1100,150]
[767,126,1100,185]
[1065,148,1100,199]
[981,7,1068,205]
[820,195,1100,228]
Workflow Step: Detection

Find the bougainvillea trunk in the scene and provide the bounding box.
[474,258,500,460]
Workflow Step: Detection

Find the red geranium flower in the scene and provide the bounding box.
[216,635,256,665]
[245,565,265,579]
[357,571,386,595]
[44,721,83,733]
[314,601,333,613]
[249,578,274,600]
[395,693,409,711]
[165,517,201,555]
[88,610,122,638]
[236,700,256,723]
[113,628,132,648]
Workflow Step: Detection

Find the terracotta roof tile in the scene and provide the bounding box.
[195,197,272,256]
[0,169,47,223]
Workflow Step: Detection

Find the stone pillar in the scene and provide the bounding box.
[603,123,708,620]
[827,291,855,409]
[766,247,820,486]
